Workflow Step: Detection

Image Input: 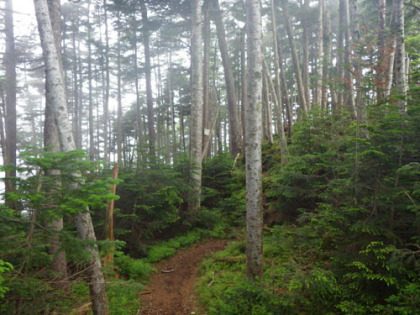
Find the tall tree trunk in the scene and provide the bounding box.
[240,28,247,151]
[315,0,324,105]
[4,0,17,208]
[276,33,292,136]
[34,1,109,313]
[71,17,81,149]
[245,0,263,280]
[376,0,387,103]
[280,0,308,113]
[212,0,242,156]
[188,0,204,211]
[300,0,311,109]
[322,5,332,109]
[269,0,289,155]
[393,0,406,111]
[102,0,110,163]
[262,65,273,144]
[202,0,211,158]
[343,0,356,117]
[45,0,68,285]
[116,25,123,166]
[385,2,397,99]
[263,60,287,165]
[87,1,95,161]
[140,1,156,158]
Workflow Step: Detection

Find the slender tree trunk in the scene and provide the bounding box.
[202,0,212,158]
[280,0,308,112]
[322,5,331,110]
[343,0,356,117]
[276,33,292,136]
[315,0,324,105]
[87,2,95,161]
[212,0,242,156]
[245,0,264,280]
[376,0,387,103]
[240,28,247,151]
[393,0,406,111]
[262,66,272,143]
[300,0,311,109]
[116,24,123,166]
[71,17,81,149]
[189,0,204,212]
[385,2,397,99]
[263,60,287,165]
[34,1,109,313]
[4,0,17,207]
[102,0,110,164]
[140,1,156,158]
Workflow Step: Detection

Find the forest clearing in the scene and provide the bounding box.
[0,0,419,314]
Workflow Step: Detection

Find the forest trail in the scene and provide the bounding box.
[139,239,228,315]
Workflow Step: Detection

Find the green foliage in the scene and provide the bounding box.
[107,280,145,314]
[0,260,12,300]
[0,149,120,314]
[114,254,153,280]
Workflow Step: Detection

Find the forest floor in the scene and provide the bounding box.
[139,239,228,315]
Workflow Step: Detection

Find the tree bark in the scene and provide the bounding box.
[202,0,211,158]
[188,0,204,212]
[34,0,109,313]
[44,0,69,286]
[393,0,406,111]
[140,1,156,158]
[103,0,110,164]
[212,0,242,156]
[245,0,264,280]
[4,0,17,208]
[315,0,324,105]
[280,0,308,113]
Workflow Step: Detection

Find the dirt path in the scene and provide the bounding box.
[139,239,227,315]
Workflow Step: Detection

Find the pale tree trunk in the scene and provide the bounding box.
[102,0,110,164]
[343,0,357,118]
[188,0,204,212]
[212,0,242,156]
[262,65,273,144]
[33,0,109,313]
[276,34,292,136]
[263,60,287,165]
[245,0,264,280]
[133,29,144,168]
[376,0,387,103]
[315,0,324,105]
[240,28,247,151]
[4,0,17,208]
[393,0,406,111]
[350,0,365,124]
[44,0,68,286]
[300,0,311,109]
[280,0,308,112]
[322,6,332,109]
[87,1,95,161]
[71,17,81,149]
[269,0,288,159]
[117,24,123,166]
[202,0,211,158]
[140,1,156,158]
[385,2,397,98]
[337,0,345,107]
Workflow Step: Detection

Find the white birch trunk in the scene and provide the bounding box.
[33,0,109,313]
[245,0,264,279]
[189,0,204,211]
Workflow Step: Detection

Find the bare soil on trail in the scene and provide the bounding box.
[139,239,228,315]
